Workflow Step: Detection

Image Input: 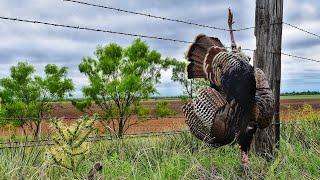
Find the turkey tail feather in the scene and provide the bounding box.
[186,34,225,79]
[204,47,227,84]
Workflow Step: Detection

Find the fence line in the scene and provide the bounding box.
[0,115,185,121]
[0,130,189,145]
[0,114,315,126]
[63,0,254,32]
[64,0,320,37]
[0,16,320,63]
[64,0,320,39]
[241,48,320,63]
[0,115,314,125]
[0,16,193,43]
[0,130,189,149]
[0,121,314,149]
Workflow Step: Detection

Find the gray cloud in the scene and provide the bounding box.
[0,0,319,97]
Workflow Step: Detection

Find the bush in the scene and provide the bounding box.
[133,103,150,118]
[71,99,92,113]
[154,101,176,118]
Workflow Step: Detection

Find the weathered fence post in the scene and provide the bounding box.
[252,0,283,156]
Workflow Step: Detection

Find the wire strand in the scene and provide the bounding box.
[241,48,320,63]
[63,0,254,32]
[0,121,312,149]
[283,22,320,39]
[0,116,186,121]
[0,130,189,149]
[0,16,192,44]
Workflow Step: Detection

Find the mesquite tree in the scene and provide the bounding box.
[79,39,172,137]
[0,62,74,138]
[171,60,209,99]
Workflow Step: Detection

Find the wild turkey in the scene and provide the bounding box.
[182,9,274,165]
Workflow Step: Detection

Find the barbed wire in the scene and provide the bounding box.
[0,130,189,149]
[0,16,192,44]
[0,15,320,64]
[0,130,189,145]
[0,115,314,126]
[241,48,320,63]
[63,0,254,32]
[279,52,320,63]
[283,22,320,39]
[0,115,185,121]
[62,0,320,38]
[0,120,315,149]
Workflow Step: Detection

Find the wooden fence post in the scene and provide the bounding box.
[252,0,283,156]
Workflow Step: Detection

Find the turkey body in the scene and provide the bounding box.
[182,34,274,156]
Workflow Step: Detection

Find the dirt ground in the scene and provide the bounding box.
[50,98,320,118]
[1,98,319,137]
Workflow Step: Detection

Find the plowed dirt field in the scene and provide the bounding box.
[1,98,319,137]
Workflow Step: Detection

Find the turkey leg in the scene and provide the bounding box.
[239,122,258,165]
[228,8,237,51]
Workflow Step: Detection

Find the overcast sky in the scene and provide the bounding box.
[0,0,319,97]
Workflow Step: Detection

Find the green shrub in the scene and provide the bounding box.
[133,103,150,118]
[71,99,92,113]
[154,101,176,118]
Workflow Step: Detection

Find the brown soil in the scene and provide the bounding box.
[50,99,320,119]
[280,99,320,109]
[1,99,319,137]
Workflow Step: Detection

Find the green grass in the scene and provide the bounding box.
[1,118,319,180]
[280,95,320,100]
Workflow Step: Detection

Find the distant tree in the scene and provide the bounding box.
[171,60,209,99]
[78,39,172,137]
[0,62,74,138]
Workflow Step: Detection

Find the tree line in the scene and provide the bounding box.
[281,91,320,96]
[0,39,198,139]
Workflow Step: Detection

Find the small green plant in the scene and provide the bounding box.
[47,117,96,177]
[71,99,92,113]
[133,102,150,118]
[155,101,176,118]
